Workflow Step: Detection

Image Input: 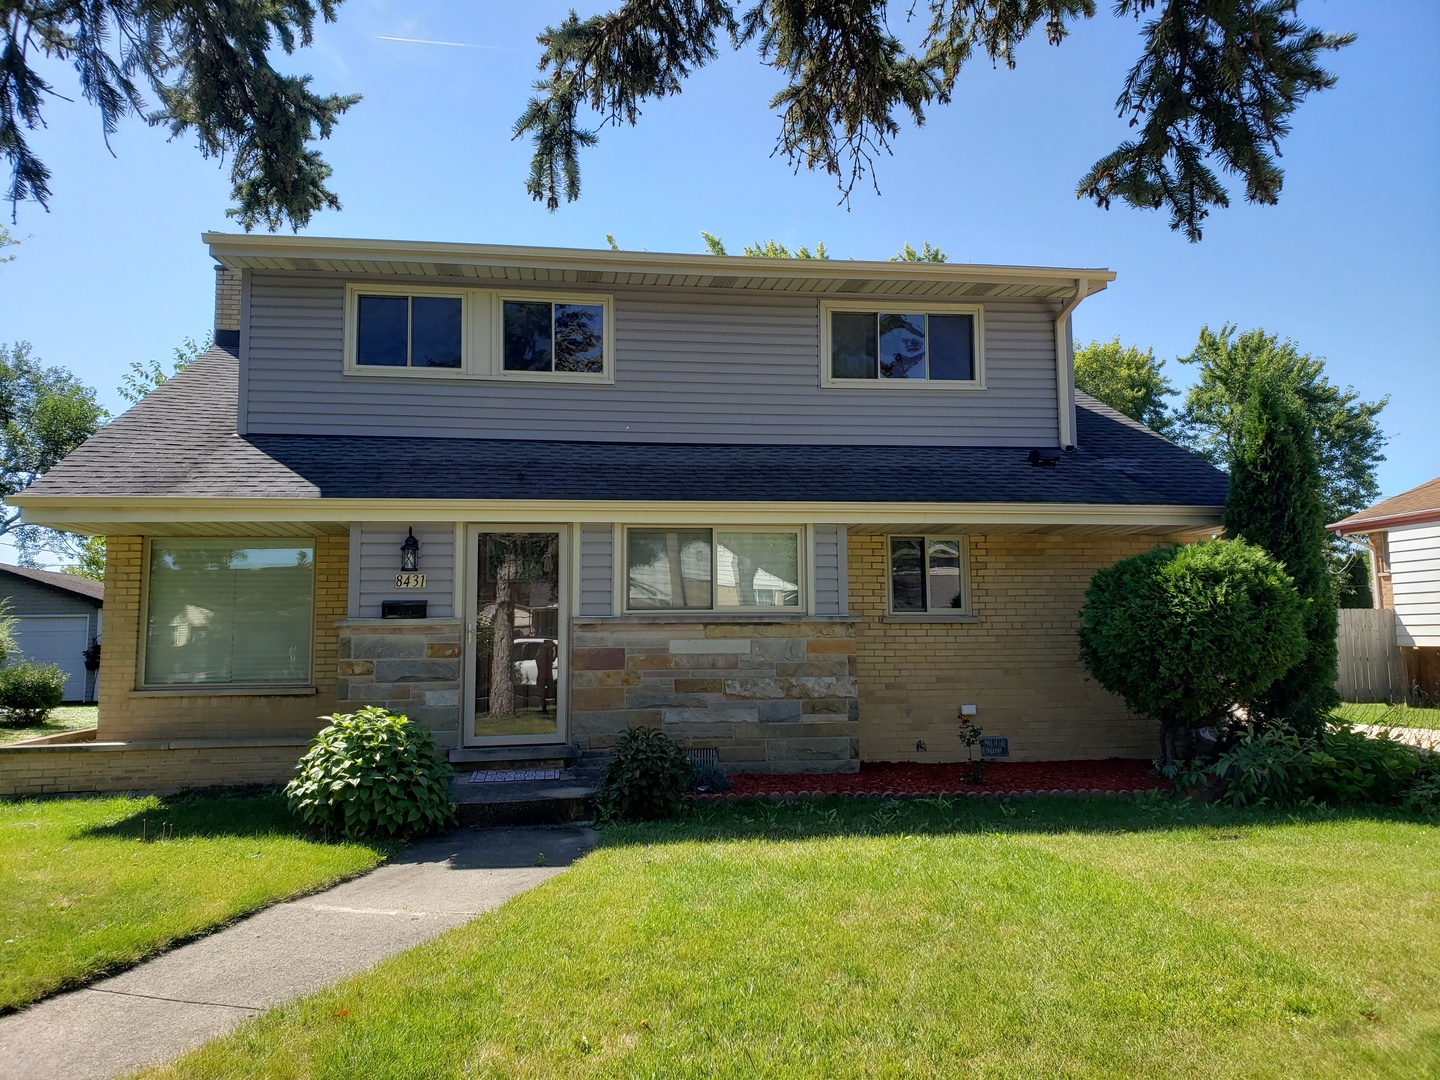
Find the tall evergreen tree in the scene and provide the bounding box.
[1223,376,1338,735]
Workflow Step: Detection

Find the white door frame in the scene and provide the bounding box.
[461,524,570,747]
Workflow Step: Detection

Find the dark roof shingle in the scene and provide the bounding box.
[0,563,104,603]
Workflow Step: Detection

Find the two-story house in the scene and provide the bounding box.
[2,234,1228,795]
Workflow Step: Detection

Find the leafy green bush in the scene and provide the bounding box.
[1401,767,1440,818]
[0,661,67,725]
[602,727,692,820]
[1211,726,1313,807]
[1305,725,1420,805]
[1078,538,1307,762]
[285,707,455,839]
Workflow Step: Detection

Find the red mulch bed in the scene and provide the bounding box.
[697,758,1164,799]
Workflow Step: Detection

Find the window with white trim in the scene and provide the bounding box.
[143,540,314,686]
[888,535,971,614]
[343,285,613,382]
[624,528,803,612]
[822,301,984,387]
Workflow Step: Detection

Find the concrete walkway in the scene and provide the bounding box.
[0,824,596,1080]
[1355,722,1440,751]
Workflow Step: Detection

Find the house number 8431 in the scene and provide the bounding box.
[395,573,427,589]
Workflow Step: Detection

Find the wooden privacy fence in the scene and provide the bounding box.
[1336,608,1405,703]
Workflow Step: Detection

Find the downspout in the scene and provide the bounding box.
[1053,277,1088,451]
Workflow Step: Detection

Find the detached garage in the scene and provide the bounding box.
[0,564,103,703]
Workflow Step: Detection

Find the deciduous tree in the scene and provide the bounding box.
[1073,338,1176,436]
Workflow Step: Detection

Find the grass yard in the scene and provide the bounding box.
[0,704,98,744]
[0,791,387,1011]
[1336,702,1440,731]
[145,797,1439,1080]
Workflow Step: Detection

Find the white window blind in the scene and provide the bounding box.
[144,541,314,686]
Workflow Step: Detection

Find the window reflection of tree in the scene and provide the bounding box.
[478,534,557,717]
[502,302,553,371]
[554,305,603,372]
[879,314,925,379]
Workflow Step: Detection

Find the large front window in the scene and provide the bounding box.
[626,529,802,612]
[143,540,314,686]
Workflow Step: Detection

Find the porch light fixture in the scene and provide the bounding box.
[400,528,420,571]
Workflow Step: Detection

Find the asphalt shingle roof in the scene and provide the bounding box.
[0,563,104,603]
[26,347,1227,507]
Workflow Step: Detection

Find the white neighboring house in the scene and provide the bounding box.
[0,564,103,703]
[1329,476,1440,702]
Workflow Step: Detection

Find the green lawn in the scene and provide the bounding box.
[1336,702,1440,731]
[144,797,1438,1079]
[0,791,386,1011]
[0,704,98,745]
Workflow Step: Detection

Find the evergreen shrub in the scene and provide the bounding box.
[285,707,455,839]
[1078,538,1306,763]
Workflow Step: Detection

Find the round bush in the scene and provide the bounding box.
[0,661,67,725]
[285,707,456,839]
[602,727,692,820]
[1078,539,1307,760]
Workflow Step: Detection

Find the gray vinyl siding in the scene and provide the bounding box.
[812,525,847,615]
[0,577,102,618]
[243,273,1060,446]
[354,524,455,618]
[578,524,614,617]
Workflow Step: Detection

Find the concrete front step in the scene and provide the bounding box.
[450,767,602,827]
[449,743,581,770]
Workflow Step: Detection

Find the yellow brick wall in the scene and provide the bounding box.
[852,532,1163,762]
[98,535,346,741]
[0,742,309,797]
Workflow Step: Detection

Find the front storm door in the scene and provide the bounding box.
[465,529,566,745]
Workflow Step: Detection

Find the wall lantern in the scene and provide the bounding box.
[400,528,420,572]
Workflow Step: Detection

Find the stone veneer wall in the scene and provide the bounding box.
[337,619,463,750]
[569,619,860,773]
[98,535,348,742]
[851,532,1162,762]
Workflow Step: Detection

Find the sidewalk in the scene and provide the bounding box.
[0,824,596,1080]
[1354,723,1440,752]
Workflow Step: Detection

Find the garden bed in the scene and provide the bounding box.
[700,757,1163,798]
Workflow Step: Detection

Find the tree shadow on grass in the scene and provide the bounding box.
[601,792,1436,850]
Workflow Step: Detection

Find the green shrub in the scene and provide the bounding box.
[285,707,455,839]
[1304,725,1420,805]
[1211,726,1313,807]
[602,727,692,820]
[0,661,67,725]
[1401,767,1440,817]
[1078,538,1307,763]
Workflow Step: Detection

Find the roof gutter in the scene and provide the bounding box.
[1053,278,1089,451]
[1327,507,1440,536]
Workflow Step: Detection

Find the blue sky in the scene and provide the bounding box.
[1,0,1435,540]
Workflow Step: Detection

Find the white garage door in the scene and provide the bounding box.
[13,616,92,703]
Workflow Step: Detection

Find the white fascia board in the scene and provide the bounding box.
[15,495,1223,530]
[202,232,1117,294]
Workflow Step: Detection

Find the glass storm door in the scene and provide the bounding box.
[465,529,566,745]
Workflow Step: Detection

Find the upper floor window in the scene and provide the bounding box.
[344,285,613,382]
[357,294,462,369]
[821,301,984,389]
[503,300,605,374]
